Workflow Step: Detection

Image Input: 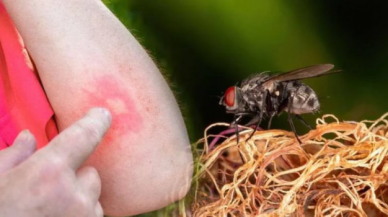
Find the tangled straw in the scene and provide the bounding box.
[191,113,388,217]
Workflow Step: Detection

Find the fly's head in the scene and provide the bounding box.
[219,86,244,114]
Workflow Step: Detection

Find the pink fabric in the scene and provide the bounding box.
[0,2,58,150]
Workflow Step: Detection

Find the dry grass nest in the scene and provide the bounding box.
[191,113,388,217]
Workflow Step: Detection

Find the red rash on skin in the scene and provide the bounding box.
[82,75,143,143]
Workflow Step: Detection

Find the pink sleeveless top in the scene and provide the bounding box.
[0,2,58,150]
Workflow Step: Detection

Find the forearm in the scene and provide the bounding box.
[2,0,193,215]
[2,0,168,128]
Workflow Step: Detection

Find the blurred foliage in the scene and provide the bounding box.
[102,0,388,215]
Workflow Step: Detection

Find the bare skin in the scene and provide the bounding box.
[2,0,193,216]
[0,108,111,217]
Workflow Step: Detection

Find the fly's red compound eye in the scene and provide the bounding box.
[224,86,235,107]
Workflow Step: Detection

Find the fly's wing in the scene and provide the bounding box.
[262,64,337,84]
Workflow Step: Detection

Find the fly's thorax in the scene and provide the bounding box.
[241,85,266,112]
[286,82,320,114]
[240,72,270,92]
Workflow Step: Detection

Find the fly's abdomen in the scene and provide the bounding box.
[288,83,320,114]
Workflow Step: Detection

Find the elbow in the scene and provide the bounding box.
[170,141,194,202]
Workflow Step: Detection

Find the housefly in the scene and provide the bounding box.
[219,64,338,144]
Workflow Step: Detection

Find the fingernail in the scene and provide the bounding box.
[99,108,112,122]
[14,130,32,145]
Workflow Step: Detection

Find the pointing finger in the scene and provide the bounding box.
[36,108,111,170]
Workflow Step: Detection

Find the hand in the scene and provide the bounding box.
[0,108,111,217]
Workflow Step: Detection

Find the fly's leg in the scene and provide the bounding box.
[233,114,245,164]
[231,114,244,126]
[244,115,260,127]
[295,114,312,130]
[287,93,302,144]
[267,113,276,129]
[266,89,276,129]
[246,91,267,141]
[287,114,301,144]
[245,113,262,141]
[232,114,243,145]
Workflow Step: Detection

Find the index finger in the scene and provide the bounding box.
[38,108,112,170]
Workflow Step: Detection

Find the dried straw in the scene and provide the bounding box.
[191,113,388,217]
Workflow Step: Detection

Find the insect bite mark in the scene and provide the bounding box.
[81,75,143,143]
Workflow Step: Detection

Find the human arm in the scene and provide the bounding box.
[1,0,193,216]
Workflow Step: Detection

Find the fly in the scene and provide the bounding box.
[219,64,339,144]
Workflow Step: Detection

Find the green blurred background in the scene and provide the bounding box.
[102,1,388,215]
